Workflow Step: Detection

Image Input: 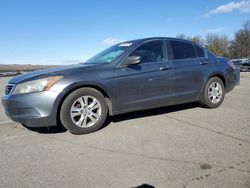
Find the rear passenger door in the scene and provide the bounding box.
[167,40,205,101]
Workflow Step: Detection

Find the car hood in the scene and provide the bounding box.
[9,63,94,84]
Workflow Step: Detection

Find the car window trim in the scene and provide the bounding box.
[168,57,198,62]
[162,40,168,63]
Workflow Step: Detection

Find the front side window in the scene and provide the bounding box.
[85,43,133,64]
[194,45,205,58]
[170,41,196,60]
[129,40,165,63]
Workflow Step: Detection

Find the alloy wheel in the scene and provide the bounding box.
[208,82,223,104]
[70,95,102,128]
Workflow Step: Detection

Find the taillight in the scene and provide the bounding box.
[228,61,236,70]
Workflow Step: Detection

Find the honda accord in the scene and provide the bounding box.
[2,37,237,134]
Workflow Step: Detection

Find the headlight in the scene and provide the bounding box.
[13,76,63,95]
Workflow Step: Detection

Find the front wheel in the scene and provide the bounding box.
[200,77,225,108]
[60,88,108,134]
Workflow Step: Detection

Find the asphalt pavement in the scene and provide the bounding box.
[0,74,250,188]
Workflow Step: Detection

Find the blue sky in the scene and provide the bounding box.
[0,0,249,65]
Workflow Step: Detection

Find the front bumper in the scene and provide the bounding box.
[2,91,60,127]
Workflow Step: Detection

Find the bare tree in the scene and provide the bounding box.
[205,34,230,57]
[191,35,204,46]
[230,20,250,58]
[176,34,187,39]
[176,20,250,59]
[176,34,204,46]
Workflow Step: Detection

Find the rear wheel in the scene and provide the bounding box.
[200,77,225,108]
[60,88,108,134]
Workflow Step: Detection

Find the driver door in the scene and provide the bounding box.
[109,40,175,113]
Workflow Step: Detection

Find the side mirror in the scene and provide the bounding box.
[124,56,141,66]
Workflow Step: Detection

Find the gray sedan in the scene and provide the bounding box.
[2,37,237,134]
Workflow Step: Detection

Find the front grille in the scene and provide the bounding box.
[5,84,14,95]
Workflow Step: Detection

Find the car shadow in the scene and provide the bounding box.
[109,102,198,123]
[24,124,67,134]
[131,184,155,188]
[24,102,199,134]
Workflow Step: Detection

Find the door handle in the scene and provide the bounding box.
[160,66,173,71]
[199,61,209,65]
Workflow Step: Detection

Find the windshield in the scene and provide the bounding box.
[85,43,133,64]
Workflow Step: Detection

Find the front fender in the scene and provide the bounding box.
[51,81,117,122]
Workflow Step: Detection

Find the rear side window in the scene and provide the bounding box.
[194,45,205,58]
[130,40,164,63]
[207,50,217,59]
[169,41,196,60]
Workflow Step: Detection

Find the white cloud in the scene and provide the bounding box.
[205,26,225,33]
[202,0,250,18]
[103,37,123,45]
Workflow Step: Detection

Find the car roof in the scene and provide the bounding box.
[121,37,197,46]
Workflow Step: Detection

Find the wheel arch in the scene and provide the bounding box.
[208,73,226,89]
[55,83,114,126]
[198,73,226,100]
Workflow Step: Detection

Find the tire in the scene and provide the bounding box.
[200,77,225,108]
[60,88,108,134]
